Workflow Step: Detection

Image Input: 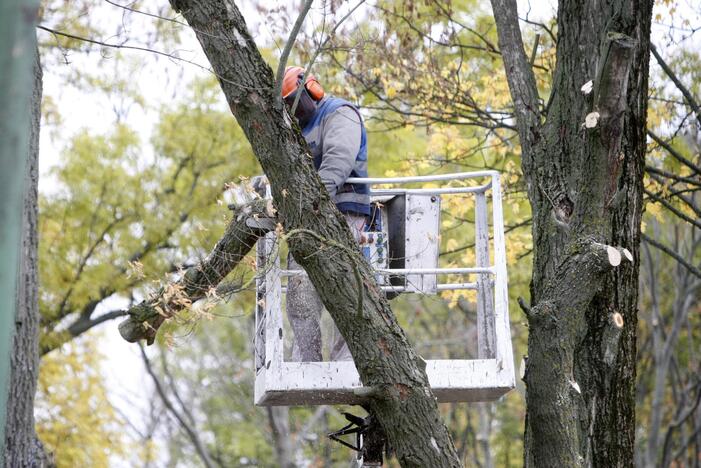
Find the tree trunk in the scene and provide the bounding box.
[165,1,460,466]
[266,407,295,468]
[490,0,652,466]
[4,48,52,468]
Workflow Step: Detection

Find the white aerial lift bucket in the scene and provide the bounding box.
[252,171,515,406]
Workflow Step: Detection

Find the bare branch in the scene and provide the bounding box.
[651,44,701,127]
[642,233,701,280]
[289,0,366,114]
[103,0,190,27]
[275,0,315,100]
[645,189,701,230]
[647,129,701,176]
[36,25,262,92]
[140,345,216,468]
[646,165,701,187]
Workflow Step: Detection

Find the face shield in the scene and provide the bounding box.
[284,87,317,129]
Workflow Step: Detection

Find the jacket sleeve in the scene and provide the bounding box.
[317,106,362,198]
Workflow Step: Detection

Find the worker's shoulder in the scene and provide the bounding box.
[321,96,362,125]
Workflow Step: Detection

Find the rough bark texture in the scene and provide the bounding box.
[164,1,460,466]
[4,49,53,468]
[490,0,652,466]
[119,200,271,344]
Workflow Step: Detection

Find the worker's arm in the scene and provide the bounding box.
[317,106,362,198]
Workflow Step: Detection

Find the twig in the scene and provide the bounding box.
[517,296,532,318]
[645,189,701,230]
[646,165,701,187]
[519,16,557,44]
[36,25,263,92]
[104,0,187,26]
[647,129,701,177]
[529,33,540,66]
[289,0,366,114]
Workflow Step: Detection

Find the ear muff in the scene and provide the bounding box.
[282,66,325,101]
[303,75,325,101]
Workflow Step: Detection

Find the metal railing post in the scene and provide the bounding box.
[475,191,496,358]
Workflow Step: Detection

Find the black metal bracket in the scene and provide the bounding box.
[328,412,369,452]
[328,412,385,466]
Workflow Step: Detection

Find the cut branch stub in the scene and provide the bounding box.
[622,248,633,263]
[581,80,594,95]
[606,245,622,266]
[118,200,272,344]
[585,111,600,128]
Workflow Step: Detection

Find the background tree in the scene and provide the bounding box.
[4,45,54,468]
[490,0,652,465]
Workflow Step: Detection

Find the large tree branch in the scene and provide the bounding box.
[161,1,461,465]
[489,0,540,157]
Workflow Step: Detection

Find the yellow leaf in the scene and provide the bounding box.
[646,201,664,222]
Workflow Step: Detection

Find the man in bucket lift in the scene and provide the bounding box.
[281,65,370,362]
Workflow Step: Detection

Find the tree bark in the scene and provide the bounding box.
[4,48,52,468]
[490,0,652,466]
[158,1,461,466]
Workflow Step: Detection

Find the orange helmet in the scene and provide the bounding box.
[282,66,325,101]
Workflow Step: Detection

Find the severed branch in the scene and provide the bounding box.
[118,199,273,344]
